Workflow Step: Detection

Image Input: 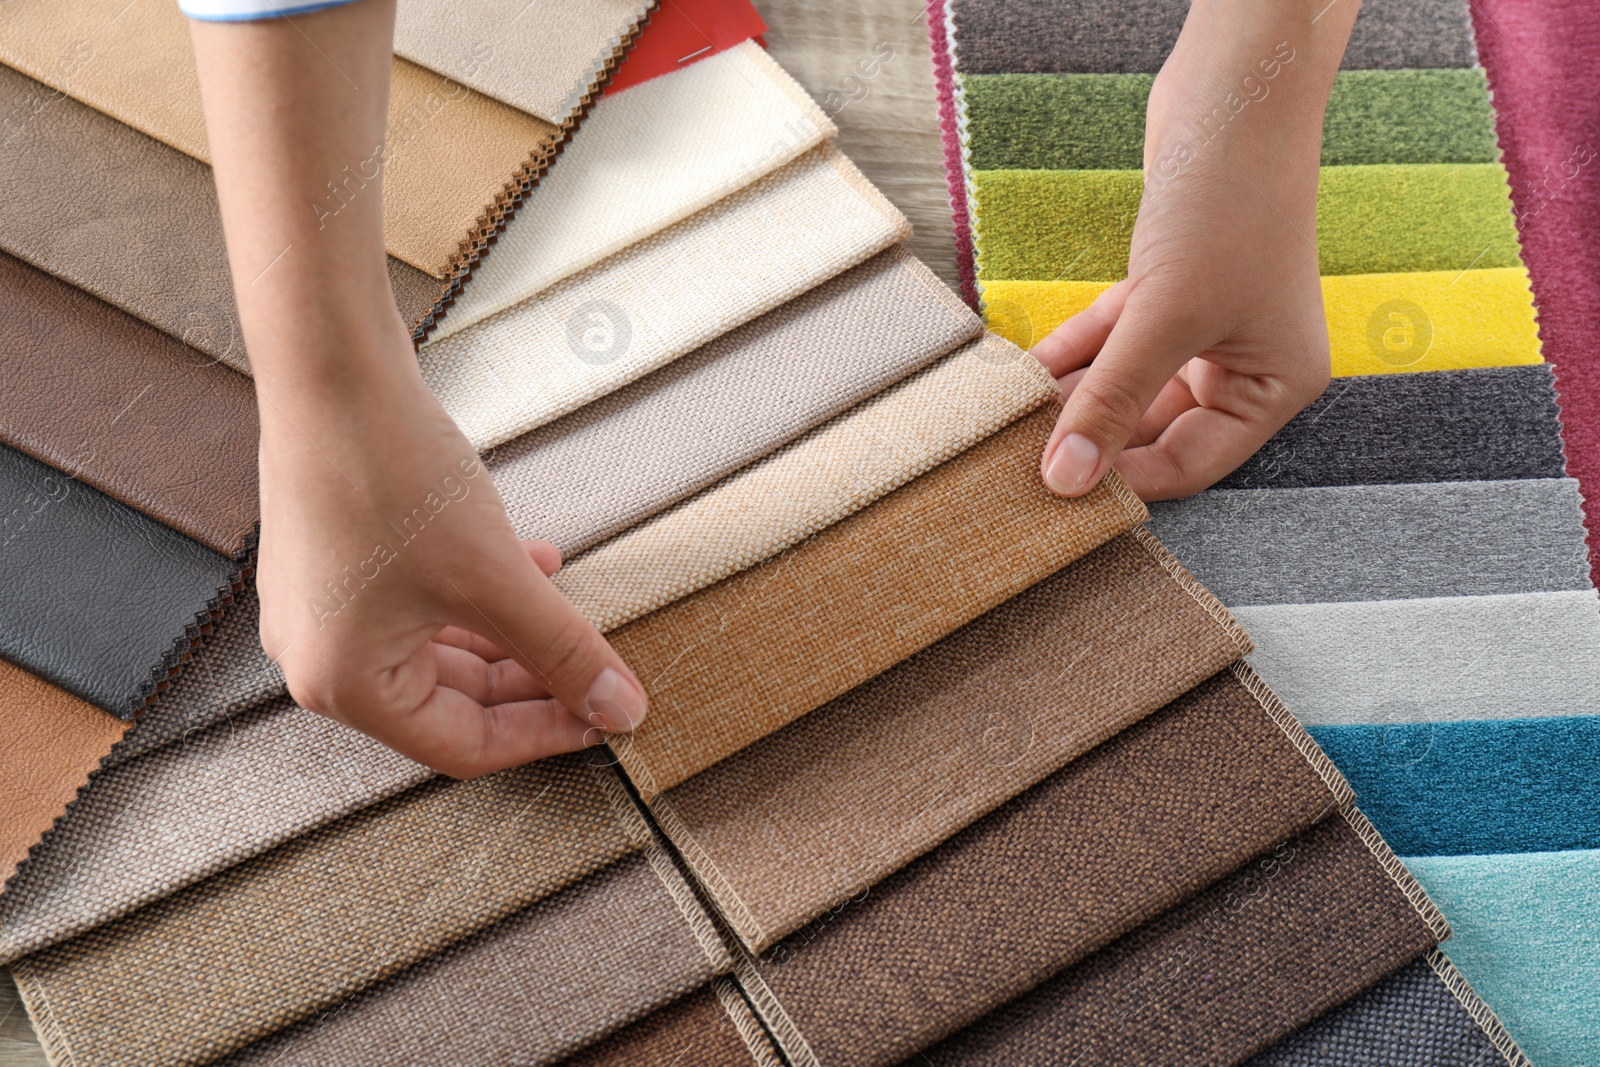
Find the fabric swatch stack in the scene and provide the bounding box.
[933,0,1598,1061]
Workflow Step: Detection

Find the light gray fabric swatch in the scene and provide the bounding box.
[1149,479,1592,606]
[487,247,979,556]
[1235,590,1600,726]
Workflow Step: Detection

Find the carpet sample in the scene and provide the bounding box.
[0,664,128,887]
[1246,954,1530,1067]
[0,0,568,277]
[1311,717,1600,855]
[10,759,639,1067]
[0,63,438,375]
[945,0,1478,74]
[972,164,1522,281]
[1405,848,1600,1067]
[1218,364,1568,489]
[912,809,1446,1067]
[605,404,1149,799]
[1149,479,1593,605]
[962,69,1500,170]
[420,143,912,451]
[655,533,1252,953]
[437,41,834,339]
[604,0,768,96]
[0,442,239,717]
[980,267,1543,377]
[1236,590,1600,726]
[738,667,1351,1067]
[561,981,780,1067]
[489,245,980,555]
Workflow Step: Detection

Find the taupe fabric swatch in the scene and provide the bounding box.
[656,530,1251,953]
[561,981,780,1067]
[489,246,981,555]
[12,760,637,1067]
[741,667,1351,1067]
[916,810,1447,1067]
[607,405,1149,798]
[0,62,438,374]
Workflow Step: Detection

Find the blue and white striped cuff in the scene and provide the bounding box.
[179,0,362,21]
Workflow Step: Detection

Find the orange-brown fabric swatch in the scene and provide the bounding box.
[561,982,777,1067]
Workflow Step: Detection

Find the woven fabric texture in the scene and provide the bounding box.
[561,982,777,1067]
[1236,590,1600,725]
[606,404,1148,799]
[550,330,1058,631]
[437,41,834,338]
[489,246,980,555]
[421,144,912,451]
[11,760,636,1067]
[915,810,1445,1067]
[0,0,562,276]
[746,668,1348,1067]
[1149,480,1593,605]
[657,531,1250,953]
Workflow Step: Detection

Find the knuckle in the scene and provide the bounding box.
[535,618,603,688]
[1071,375,1147,443]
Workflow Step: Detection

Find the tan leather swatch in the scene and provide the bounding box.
[0,661,128,886]
[606,405,1150,798]
[0,0,560,277]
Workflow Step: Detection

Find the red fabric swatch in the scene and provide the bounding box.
[608,0,768,95]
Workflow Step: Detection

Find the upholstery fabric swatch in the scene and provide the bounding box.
[1312,717,1600,856]
[394,0,649,121]
[1406,848,1600,1067]
[1218,365,1568,489]
[972,164,1521,281]
[561,981,780,1067]
[945,0,1478,74]
[550,330,1059,631]
[961,69,1500,170]
[11,759,637,1067]
[0,251,258,556]
[1148,480,1593,605]
[0,0,564,277]
[656,532,1252,953]
[437,41,834,339]
[913,810,1446,1067]
[1246,955,1529,1067]
[742,668,1350,1067]
[0,663,128,886]
[0,62,438,374]
[605,404,1148,799]
[420,143,913,451]
[981,268,1543,377]
[1236,590,1600,726]
[0,442,238,717]
[489,246,980,555]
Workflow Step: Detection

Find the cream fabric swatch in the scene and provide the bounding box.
[422,143,911,451]
[435,41,835,339]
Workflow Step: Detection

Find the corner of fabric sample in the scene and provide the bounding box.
[816,143,914,240]
[1228,662,1356,809]
[738,40,839,143]
[1426,949,1535,1067]
[128,550,256,719]
[713,975,783,1067]
[1340,806,1452,943]
[1129,525,1252,657]
[7,961,72,1067]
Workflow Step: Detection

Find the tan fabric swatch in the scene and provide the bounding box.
[12,760,637,1067]
[561,981,780,1067]
[0,0,561,276]
[656,530,1252,953]
[606,404,1149,799]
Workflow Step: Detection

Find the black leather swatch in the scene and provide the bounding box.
[0,442,239,718]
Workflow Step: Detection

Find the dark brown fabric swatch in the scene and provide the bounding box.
[747,668,1352,1067]
[916,811,1447,1067]
[561,983,775,1067]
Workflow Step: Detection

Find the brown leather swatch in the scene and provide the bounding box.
[0,660,128,886]
[0,62,440,374]
[561,984,775,1067]
[0,250,258,556]
[0,0,562,277]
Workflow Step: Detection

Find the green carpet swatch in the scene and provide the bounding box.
[962,69,1501,170]
[973,162,1523,281]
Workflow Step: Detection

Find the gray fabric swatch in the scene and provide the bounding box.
[1149,479,1592,606]
[948,0,1477,74]
[1235,590,1600,726]
[488,248,979,556]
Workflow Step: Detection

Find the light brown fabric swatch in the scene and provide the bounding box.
[12,759,637,1067]
[657,529,1252,953]
[0,0,562,277]
[0,662,127,887]
[606,404,1149,798]
[560,981,779,1067]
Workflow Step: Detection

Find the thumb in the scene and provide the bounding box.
[1039,285,1210,497]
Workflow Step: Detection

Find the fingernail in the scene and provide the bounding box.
[583,667,648,733]
[1044,433,1101,496]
